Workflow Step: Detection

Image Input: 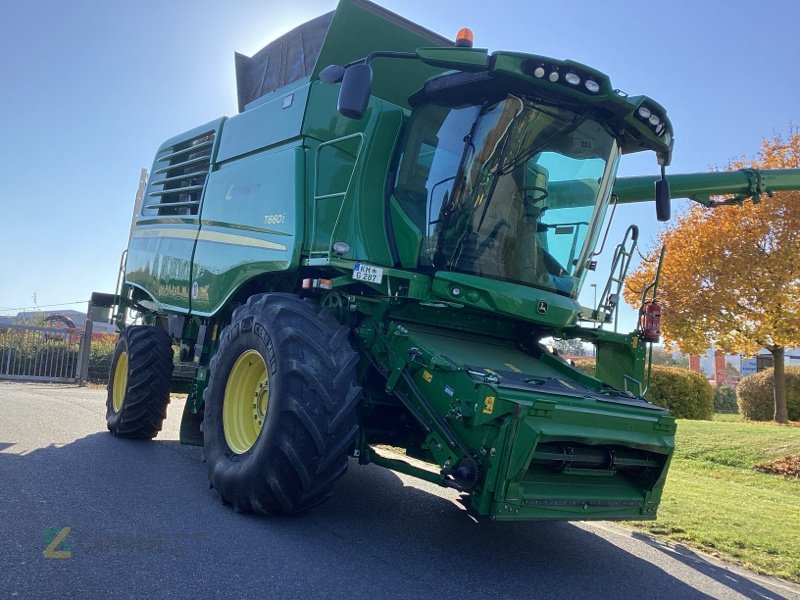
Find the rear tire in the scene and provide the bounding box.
[106,326,174,438]
[203,293,360,515]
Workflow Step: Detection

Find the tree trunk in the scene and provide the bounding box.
[771,346,789,424]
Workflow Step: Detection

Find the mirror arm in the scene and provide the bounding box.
[364,50,417,64]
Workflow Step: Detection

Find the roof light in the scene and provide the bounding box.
[533,66,545,78]
[649,114,660,126]
[565,72,580,86]
[585,80,600,93]
[455,27,473,47]
[548,71,560,82]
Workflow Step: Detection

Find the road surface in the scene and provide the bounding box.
[1,381,798,599]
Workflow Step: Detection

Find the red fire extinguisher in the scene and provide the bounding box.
[640,301,662,343]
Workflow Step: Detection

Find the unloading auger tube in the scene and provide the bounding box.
[614,168,800,206]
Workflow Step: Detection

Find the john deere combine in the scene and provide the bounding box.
[95,0,800,521]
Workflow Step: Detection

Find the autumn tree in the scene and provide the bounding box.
[624,130,800,423]
[551,337,591,357]
[650,347,689,369]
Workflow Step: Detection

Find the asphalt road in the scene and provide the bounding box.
[1,381,798,600]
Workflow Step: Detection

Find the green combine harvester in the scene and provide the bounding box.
[94,0,800,521]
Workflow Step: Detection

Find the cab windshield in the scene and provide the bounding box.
[394,95,620,298]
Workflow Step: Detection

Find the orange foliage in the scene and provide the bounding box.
[754,455,800,478]
[624,129,800,356]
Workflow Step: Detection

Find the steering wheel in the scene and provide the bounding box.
[521,186,548,204]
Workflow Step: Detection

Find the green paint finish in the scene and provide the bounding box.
[416,47,489,72]
[125,221,197,313]
[191,145,303,315]
[595,333,647,395]
[492,402,673,521]
[310,0,450,108]
[216,84,310,164]
[389,195,422,267]
[328,106,402,265]
[302,82,404,264]
[432,271,581,327]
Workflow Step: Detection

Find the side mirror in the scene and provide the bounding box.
[319,64,345,84]
[655,178,671,222]
[337,63,373,119]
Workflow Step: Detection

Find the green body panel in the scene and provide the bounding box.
[217,84,310,163]
[301,82,405,265]
[431,272,582,328]
[389,195,422,267]
[595,333,647,395]
[466,51,673,160]
[126,220,197,312]
[191,145,303,315]
[309,0,450,108]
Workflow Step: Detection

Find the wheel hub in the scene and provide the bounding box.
[222,349,269,454]
[252,380,269,427]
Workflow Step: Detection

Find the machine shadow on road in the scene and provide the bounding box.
[1,431,788,599]
[628,531,788,600]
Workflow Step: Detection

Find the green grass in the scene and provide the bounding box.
[712,413,744,423]
[629,417,800,582]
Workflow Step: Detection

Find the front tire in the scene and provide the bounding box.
[106,325,174,438]
[203,293,360,515]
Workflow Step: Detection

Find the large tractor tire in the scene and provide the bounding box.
[106,325,174,438]
[203,293,361,515]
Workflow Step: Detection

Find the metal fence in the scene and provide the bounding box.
[0,324,82,382]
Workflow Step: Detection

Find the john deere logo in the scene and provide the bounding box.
[536,300,548,314]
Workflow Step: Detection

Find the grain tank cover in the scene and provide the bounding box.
[234,11,333,113]
[234,0,451,112]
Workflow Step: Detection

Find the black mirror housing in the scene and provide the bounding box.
[655,178,671,222]
[319,64,346,84]
[337,63,373,119]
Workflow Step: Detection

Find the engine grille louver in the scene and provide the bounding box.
[144,132,215,216]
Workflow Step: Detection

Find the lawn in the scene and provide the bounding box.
[630,416,800,582]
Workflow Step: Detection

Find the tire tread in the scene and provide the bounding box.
[204,293,360,515]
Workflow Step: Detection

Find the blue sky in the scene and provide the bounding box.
[1,0,798,332]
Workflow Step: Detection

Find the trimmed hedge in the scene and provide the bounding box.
[571,357,596,377]
[646,365,714,420]
[713,385,738,414]
[87,333,117,382]
[736,367,800,421]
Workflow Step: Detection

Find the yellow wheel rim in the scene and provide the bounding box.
[223,349,269,454]
[112,350,128,412]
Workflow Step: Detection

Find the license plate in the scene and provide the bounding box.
[352,263,383,284]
